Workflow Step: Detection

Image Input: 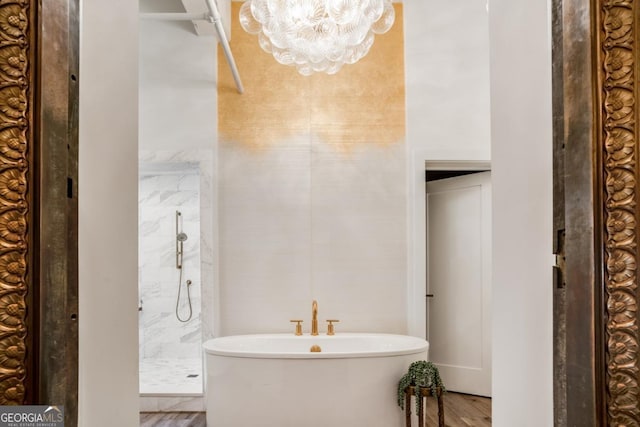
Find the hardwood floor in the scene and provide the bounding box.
[425,392,492,427]
[139,392,491,426]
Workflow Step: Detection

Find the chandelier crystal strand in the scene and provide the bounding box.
[239,0,395,75]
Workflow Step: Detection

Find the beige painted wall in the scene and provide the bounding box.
[79,0,139,425]
[489,0,553,425]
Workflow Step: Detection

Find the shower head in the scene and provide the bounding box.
[177,232,188,242]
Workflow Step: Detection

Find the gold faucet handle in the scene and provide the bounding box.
[290,319,303,336]
[326,319,340,335]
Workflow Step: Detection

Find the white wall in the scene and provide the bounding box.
[139,18,218,152]
[489,0,553,426]
[404,0,491,161]
[404,0,491,337]
[218,139,408,336]
[78,0,139,425]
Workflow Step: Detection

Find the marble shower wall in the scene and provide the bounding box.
[138,149,215,361]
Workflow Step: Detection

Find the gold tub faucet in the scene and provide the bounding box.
[326,319,340,336]
[290,319,303,336]
[311,300,319,336]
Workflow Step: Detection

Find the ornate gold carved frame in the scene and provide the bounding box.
[0,0,78,424]
[555,0,640,425]
[0,0,38,405]
[596,0,639,425]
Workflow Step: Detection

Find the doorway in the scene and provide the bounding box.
[426,170,491,397]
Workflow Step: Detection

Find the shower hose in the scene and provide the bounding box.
[176,266,193,323]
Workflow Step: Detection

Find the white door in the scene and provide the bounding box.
[426,171,491,397]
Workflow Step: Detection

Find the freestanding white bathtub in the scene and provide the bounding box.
[203,333,429,427]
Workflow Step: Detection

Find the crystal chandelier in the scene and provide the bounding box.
[239,0,395,76]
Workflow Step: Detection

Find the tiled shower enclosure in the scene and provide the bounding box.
[138,162,203,395]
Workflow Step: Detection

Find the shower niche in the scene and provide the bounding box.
[138,161,203,397]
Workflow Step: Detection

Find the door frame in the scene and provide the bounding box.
[407,157,490,338]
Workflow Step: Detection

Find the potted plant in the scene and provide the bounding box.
[397,360,446,412]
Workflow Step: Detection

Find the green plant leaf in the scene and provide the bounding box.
[397,360,446,412]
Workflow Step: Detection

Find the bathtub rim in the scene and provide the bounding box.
[203,332,429,359]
